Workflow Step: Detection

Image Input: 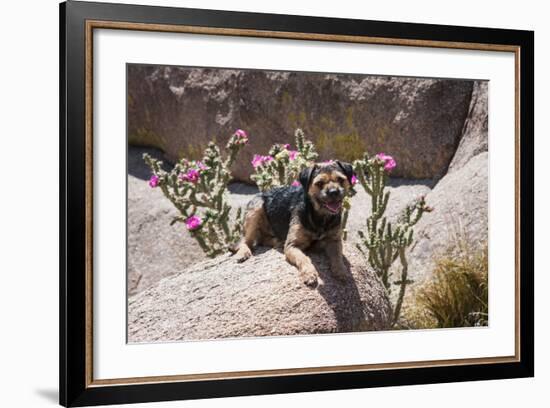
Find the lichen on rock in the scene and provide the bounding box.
[127,65,476,181]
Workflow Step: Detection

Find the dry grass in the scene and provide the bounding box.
[404,241,488,329]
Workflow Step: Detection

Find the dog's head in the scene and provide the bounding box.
[299,161,354,215]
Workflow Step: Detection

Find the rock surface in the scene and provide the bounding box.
[128,65,477,181]
[406,79,489,285]
[127,174,204,296]
[448,81,489,173]
[128,245,392,342]
[408,152,488,285]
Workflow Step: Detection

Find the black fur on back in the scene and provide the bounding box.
[261,185,340,241]
[262,186,304,240]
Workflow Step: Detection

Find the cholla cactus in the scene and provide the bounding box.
[354,152,432,326]
[143,129,249,257]
[250,128,318,191]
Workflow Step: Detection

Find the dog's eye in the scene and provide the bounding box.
[336,176,346,184]
[315,180,325,188]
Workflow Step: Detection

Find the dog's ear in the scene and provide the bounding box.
[336,161,354,184]
[299,165,317,190]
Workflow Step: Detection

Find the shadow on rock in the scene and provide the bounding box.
[128,145,172,180]
[386,177,438,189]
[227,182,259,195]
[312,254,366,333]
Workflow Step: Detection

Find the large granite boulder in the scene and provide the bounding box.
[128,245,392,342]
[448,81,489,173]
[408,152,488,285]
[403,81,488,286]
[128,65,476,181]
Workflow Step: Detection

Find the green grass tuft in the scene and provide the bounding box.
[404,242,488,329]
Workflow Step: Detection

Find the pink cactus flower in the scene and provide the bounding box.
[376,153,397,171]
[288,150,299,161]
[351,174,358,185]
[291,180,301,187]
[283,143,291,149]
[251,154,273,168]
[233,129,249,145]
[251,155,263,168]
[148,175,160,188]
[235,129,248,138]
[180,168,200,183]
[185,215,202,231]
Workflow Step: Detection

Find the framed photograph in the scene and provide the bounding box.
[60,1,534,406]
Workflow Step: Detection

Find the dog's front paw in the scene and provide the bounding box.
[300,265,319,287]
[234,246,252,263]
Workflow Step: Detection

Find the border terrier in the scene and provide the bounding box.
[233,161,354,286]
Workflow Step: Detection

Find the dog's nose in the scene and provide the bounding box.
[327,188,340,197]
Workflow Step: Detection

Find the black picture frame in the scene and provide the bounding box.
[60,1,534,406]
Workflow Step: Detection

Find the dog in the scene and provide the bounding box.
[233,161,354,287]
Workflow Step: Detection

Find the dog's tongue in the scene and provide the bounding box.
[325,201,342,213]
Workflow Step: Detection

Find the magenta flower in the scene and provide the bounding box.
[251,155,262,168]
[180,168,200,183]
[351,174,358,185]
[185,215,202,231]
[251,154,273,168]
[235,129,247,138]
[283,143,291,149]
[148,175,160,188]
[376,153,397,171]
[233,129,249,145]
[288,150,299,161]
[291,180,301,187]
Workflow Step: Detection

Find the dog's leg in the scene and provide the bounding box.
[284,223,317,286]
[234,205,264,262]
[324,238,347,281]
[284,245,318,286]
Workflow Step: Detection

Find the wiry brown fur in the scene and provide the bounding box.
[233,196,280,262]
[234,161,354,287]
